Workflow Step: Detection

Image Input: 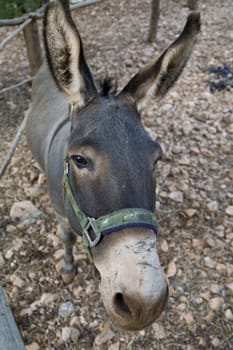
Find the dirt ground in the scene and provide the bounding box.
[0,0,233,349]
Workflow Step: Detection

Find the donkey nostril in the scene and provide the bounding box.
[114,293,132,316]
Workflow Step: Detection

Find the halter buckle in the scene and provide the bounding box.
[83,218,102,248]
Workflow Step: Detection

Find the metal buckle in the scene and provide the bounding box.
[83,218,102,248]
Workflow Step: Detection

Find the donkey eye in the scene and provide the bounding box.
[72,155,88,169]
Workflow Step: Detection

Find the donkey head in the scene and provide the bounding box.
[44,0,200,331]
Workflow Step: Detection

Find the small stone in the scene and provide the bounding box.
[152,323,166,339]
[209,297,224,311]
[10,275,25,288]
[207,201,218,212]
[72,286,83,298]
[61,327,80,342]
[226,282,233,295]
[204,257,216,269]
[226,206,233,216]
[179,156,190,165]
[10,200,41,222]
[40,293,58,306]
[216,263,226,274]
[182,121,192,135]
[211,338,220,348]
[95,321,115,346]
[47,233,60,247]
[26,342,40,350]
[160,239,169,252]
[19,308,33,317]
[6,224,17,233]
[183,311,194,326]
[192,239,203,248]
[53,249,64,260]
[5,250,14,260]
[0,252,5,266]
[177,303,186,312]
[58,301,74,318]
[11,238,24,251]
[70,316,80,328]
[108,342,120,350]
[195,297,203,305]
[210,284,220,294]
[185,209,197,218]
[168,191,184,203]
[166,260,177,278]
[225,309,233,320]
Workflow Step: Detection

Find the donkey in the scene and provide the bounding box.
[26,0,200,331]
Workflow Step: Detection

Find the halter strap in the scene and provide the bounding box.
[62,158,159,251]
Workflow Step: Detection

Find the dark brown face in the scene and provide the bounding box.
[67,96,162,222]
[64,95,168,330]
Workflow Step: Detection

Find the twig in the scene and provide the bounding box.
[0,77,32,94]
[0,114,28,179]
[0,18,32,51]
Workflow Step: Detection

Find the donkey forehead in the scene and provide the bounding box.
[69,96,160,155]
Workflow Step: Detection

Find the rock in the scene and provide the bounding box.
[185,209,197,218]
[177,303,186,312]
[195,297,203,305]
[179,156,191,166]
[160,239,169,252]
[226,282,233,295]
[225,206,233,216]
[94,321,115,346]
[0,252,5,266]
[216,263,226,274]
[168,191,184,203]
[211,338,220,348]
[24,186,42,199]
[192,239,203,248]
[152,323,167,339]
[207,201,218,212]
[166,260,177,278]
[53,249,64,260]
[225,309,233,320]
[183,311,194,326]
[5,249,14,260]
[6,224,17,233]
[10,275,26,288]
[40,293,58,306]
[47,233,60,247]
[70,316,80,328]
[182,121,193,135]
[209,297,224,311]
[26,342,40,350]
[108,342,120,350]
[61,327,80,342]
[19,307,33,317]
[204,257,216,269]
[58,301,74,318]
[10,201,41,222]
[210,284,220,294]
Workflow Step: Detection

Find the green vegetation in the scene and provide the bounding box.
[0,0,48,19]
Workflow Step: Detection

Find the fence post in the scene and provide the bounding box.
[148,0,160,43]
[23,20,42,76]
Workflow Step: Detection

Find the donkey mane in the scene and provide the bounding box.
[97,77,118,97]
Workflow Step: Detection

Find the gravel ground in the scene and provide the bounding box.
[0,0,233,349]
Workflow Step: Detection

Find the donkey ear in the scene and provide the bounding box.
[120,12,201,112]
[43,0,97,108]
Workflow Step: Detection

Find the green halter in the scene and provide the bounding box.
[62,158,159,251]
